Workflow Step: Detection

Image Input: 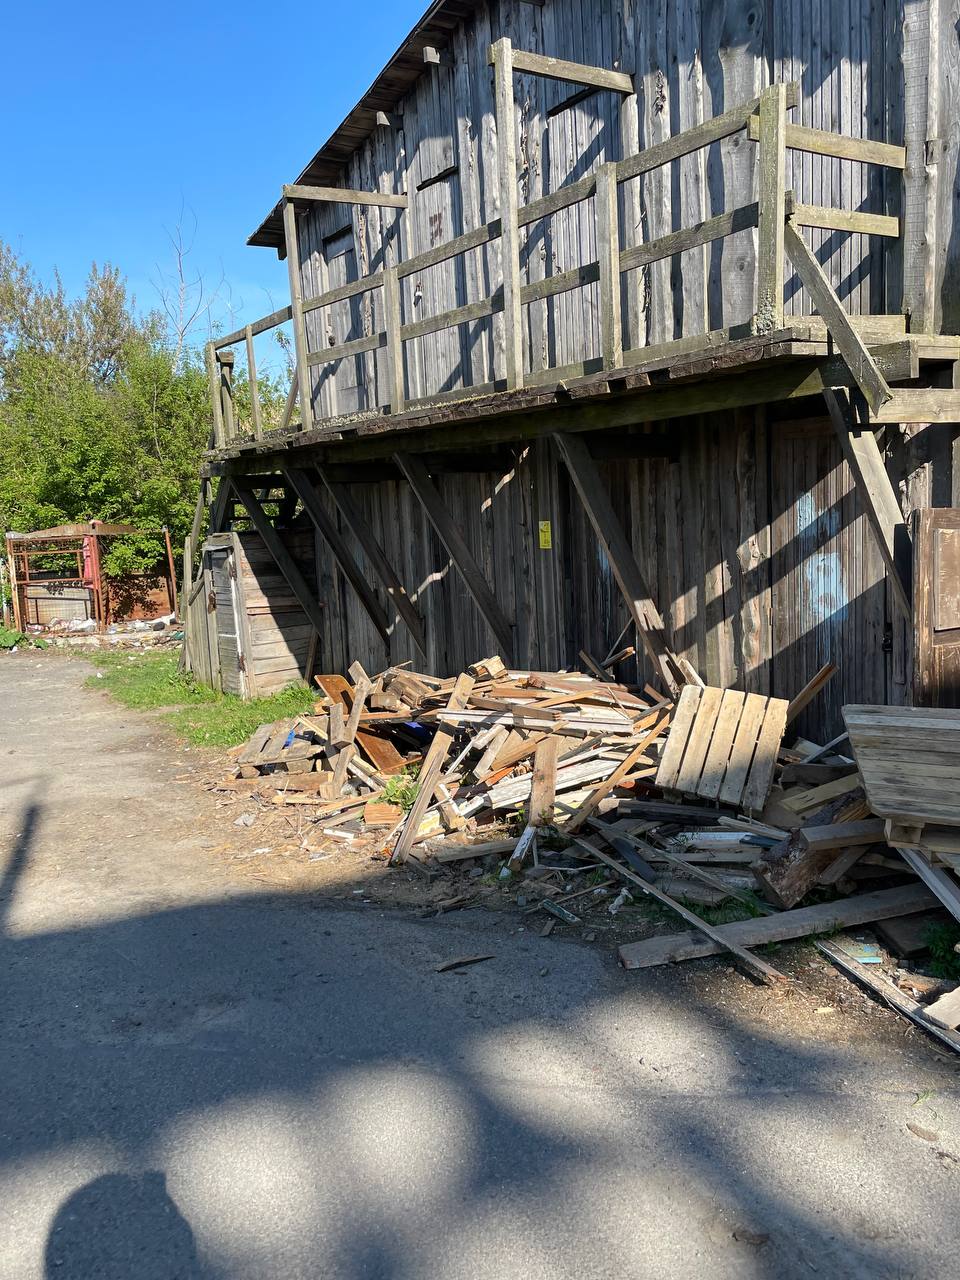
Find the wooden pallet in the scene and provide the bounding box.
[656,685,788,811]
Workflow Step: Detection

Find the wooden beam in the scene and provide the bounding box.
[279,376,298,433]
[376,110,403,129]
[618,882,936,968]
[281,466,392,646]
[823,387,912,620]
[213,304,293,351]
[393,452,515,661]
[209,476,234,534]
[422,45,453,67]
[391,673,476,865]
[493,46,635,95]
[575,838,787,985]
[244,325,263,439]
[595,162,623,369]
[755,83,787,333]
[314,464,428,657]
[283,183,407,208]
[789,202,900,238]
[383,265,405,413]
[784,218,892,415]
[232,483,326,636]
[617,84,799,184]
[552,432,684,695]
[491,37,523,391]
[204,342,226,448]
[217,350,236,440]
[746,114,906,168]
[282,199,313,432]
[619,204,758,273]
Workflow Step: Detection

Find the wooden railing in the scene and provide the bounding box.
[206,44,907,449]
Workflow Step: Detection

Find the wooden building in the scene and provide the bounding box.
[184,0,960,738]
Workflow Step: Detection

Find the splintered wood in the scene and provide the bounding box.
[656,685,788,811]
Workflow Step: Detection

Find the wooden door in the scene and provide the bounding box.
[208,544,248,697]
[913,508,960,706]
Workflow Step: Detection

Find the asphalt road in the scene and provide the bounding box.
[1,654,958,1279]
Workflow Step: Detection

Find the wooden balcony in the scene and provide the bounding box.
[205,56,960,468]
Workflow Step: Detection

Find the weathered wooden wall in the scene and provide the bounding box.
[283,412,953,738]
[290,0,955,418]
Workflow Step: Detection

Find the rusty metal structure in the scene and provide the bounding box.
[4,522,177,633]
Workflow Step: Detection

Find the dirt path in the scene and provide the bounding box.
[2,653,959,1279]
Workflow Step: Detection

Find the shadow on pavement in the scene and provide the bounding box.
[0,795,954,1278]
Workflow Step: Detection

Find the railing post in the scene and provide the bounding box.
[218,348,236,440]
[596,162,623,369]
[282,196,314,432]
[754,82,787,334]
[383,266,405,413]
[491,37,523,390]
[244,324,263,438]
[205,341,226,448]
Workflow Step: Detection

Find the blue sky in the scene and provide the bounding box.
[2,0,424,348]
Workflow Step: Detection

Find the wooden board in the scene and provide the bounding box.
[656,684,787,811]
[618,883,937,969]
[844,705,960,828]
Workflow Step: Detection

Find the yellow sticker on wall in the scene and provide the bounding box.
[538,520,552,550]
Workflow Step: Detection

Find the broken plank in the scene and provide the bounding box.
[618,883,936,969]
[528,736,559,825]
[576,838,788,985]
[391,673,475,865]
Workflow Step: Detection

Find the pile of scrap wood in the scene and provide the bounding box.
[227,658,960,1042]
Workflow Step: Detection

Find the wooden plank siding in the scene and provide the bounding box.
[207,419,938,739]
[289,0,924,416]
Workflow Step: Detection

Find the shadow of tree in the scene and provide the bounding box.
[1,797,955,1279]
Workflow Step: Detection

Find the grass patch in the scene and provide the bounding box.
[84,649,316,748]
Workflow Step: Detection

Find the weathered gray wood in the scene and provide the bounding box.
[491,37,522,390]
[746,115,906,168]
[244,325,263,439]
[218,351,236,441]
[232,483,326,637]
[595,163,622,370]
[790,203,900,238]
[617,85,798,184]
[306,330,386,367]
[552,432,684,695]
[282,200,313,432]
[576,838,787,985]
[278,377,298,433]
[619,205,758,274]
[499,47,634,95]
[393,451,515,661]
[205,342,226,448]
[619,882,937,968]
[391,672,475,865]
[282,466,391,646]
[823,387,912,620]
[314,464,427,657]
[383,265,405,413]
[214,304,293,351]
[283,184,407,207]
[784,219,892,415]
[301,271,384,315]
[755,84,787,333]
